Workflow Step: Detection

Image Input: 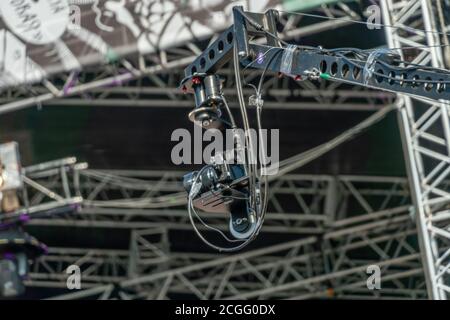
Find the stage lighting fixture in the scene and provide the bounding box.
[0,142,22,214]
[0,229,47,298]
[0,254,26,297]
[0,142,22,192]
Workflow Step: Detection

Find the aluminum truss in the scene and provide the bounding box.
[27,248,129,289]
[46,208,426,300]
[2,0,444,300]
[26,227,169,290]
[29,169,413,235]
[25,167,428,299]
[32,67,394,112]
[0,157,86,225]
[380,0,450,299]
[127,227,170,277]
[118,206,424,300]
[0,2,385,114]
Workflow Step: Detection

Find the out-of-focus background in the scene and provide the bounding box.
[0,0,449,300]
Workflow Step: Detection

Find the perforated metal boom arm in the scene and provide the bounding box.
[180,6,450,102]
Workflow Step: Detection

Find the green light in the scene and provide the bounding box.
[320,73,331,80]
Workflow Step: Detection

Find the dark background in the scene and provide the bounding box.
[0,4,407,299]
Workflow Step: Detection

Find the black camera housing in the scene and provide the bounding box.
[183,163,257,239]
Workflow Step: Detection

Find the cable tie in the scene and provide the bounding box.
[249,94,264,108]
[280,44,297,77]
[363,48,392,85]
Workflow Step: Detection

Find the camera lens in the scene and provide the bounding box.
[183,167,218,195]
[183,171,198,193]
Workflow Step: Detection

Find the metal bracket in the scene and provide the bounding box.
[180,6,281,92]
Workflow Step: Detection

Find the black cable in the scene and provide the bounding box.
[392,60,450,74]
[187,165,248,252]
[278,9,450,38]
[234,44,257,210]
[186,41,266,252]
[255,105,269,235]
[235,7,289,47]
[323,48,450,75]
[257,49,284,94]
[334,53,450,85]
[221,96,237,129]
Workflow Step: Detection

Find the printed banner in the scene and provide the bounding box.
[0,0,284,88]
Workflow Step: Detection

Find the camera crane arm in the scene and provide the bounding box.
[178,6,450,251]
[180,6,450,103]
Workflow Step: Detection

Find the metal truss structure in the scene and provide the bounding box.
[41,209,426,300]
[1,0,448,301]
[120,219,424,300]
[29,169,412,235]
[0,2,389,114]
[22,168,427,300]
[0,157,85,225]
[380,0,450,300]
[26,227,169,290]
